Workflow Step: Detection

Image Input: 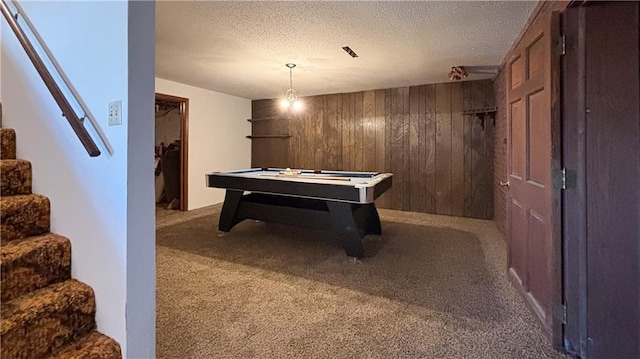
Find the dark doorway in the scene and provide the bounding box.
[562,2,640,358]
[155,93,189,211]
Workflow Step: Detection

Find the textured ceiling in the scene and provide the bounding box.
[156,1,536,100]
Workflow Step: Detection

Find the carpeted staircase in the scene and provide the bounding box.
[1,126,121,359]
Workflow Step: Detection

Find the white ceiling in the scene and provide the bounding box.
[156,1,536,100]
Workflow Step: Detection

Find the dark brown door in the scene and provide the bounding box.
[505,10,559,339]
[563,2,640,358]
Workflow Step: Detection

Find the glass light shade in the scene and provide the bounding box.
[281,88,300,110]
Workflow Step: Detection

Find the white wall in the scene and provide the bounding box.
[126,1,155,358]
[0,16,2,102]
[1,1,155,357]
[155,78,252,209]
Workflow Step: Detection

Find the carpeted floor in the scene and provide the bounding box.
[156,205,567,359]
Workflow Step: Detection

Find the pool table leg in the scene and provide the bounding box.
[327,202,365,258]
[218,189,244,232]
[363,204,382,235]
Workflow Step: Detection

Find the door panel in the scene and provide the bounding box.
[527,35,545,78]
[528,90,550,186]
[507,16,555,336]
[509,100,525,179]
[527,209,550,317]
[510,56,524,89]
[509,199,527,284]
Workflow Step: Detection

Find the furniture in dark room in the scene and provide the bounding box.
[161,142,180,207]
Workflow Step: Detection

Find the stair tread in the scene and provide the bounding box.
[0,193,49,209]
[48,330,122,359]
[0,193,50,242]
[1,128,16,159]
[0,158,30,164]
[1,232,70,261]
[0,158,32,186]
[1,279,95,334]
[0,193,46,202]
[1,232,72,301]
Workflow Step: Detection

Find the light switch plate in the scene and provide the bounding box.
[108,100,122,126]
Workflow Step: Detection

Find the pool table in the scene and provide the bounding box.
[205,168,393,257]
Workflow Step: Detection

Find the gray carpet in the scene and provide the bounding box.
[156,205,567,359]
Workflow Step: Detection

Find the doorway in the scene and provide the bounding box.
[562,2,640,358]
[155,93,189,211]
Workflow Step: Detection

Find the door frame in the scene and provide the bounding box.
[560,4,587,356]
[155,92,189,211]
[549,10,564,351]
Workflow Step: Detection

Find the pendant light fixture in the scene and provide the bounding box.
[281,63,302,111]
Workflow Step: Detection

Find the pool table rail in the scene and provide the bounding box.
[206,168,392,204]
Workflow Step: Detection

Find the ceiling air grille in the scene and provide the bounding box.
[342,46,358,58]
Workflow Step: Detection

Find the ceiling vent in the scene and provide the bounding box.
[342,46,359,58]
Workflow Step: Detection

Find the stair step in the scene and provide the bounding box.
[1,194,50,242]
[1,159,32,195]
[1,279,97,359]
[1,233,72,302]
[47,330,122,359]
[1,128,17,159]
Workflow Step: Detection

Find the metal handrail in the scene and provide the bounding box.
[1,0,100,156]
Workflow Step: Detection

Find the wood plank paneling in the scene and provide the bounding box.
[451,83,465,217]
[463,82,474,217]
[342,92,354,171]
[289,105,304,168]
[471,81,490,218]
[425,84,437,213]
[401,87,411,210]
[416,86,428,213]
[312,96,324,169]
[389,88,405,210]
[362,91,376,172]
[251,80,494,218]
[323,94,342,170]
[409,86,424,212]
[435,83,452,215]
[374,90,389,207]
[354,92,364,172]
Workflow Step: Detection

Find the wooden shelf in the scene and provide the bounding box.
[463,106,497,116]
[247,117,292,122]
[246,135,291,139]
[464,106,497,129]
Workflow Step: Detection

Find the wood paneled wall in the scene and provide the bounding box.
[251,80,495,219]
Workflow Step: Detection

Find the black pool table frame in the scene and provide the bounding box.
[206,168,393,257]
